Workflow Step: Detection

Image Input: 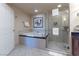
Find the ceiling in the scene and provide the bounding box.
[8,3,69,15]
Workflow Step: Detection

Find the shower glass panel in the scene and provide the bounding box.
[47,10,70,54]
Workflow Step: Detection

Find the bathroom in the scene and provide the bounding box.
[8,3,70,55]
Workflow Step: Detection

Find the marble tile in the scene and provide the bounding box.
[47,41,70,55]
[8,45,50,56]
[8,45,66,56]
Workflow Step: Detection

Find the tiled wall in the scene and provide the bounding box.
[32,14,48,34]
[48,10,69,43]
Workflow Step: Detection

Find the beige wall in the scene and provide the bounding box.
[70,3,79,32]
[10,6,32,46]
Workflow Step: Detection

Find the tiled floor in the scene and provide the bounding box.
[47,41,70,55]
[7,41,70,56]
[8,45,66,56]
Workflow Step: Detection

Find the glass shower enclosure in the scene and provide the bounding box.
[46,9,70,54]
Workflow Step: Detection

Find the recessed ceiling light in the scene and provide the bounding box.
[57,4,62,8]
[34,9,38,12]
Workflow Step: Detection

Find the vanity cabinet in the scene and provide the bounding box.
[72,32,79,56]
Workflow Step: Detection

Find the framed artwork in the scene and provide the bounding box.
[33,17,43,28]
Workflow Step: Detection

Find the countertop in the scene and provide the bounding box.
[19,32,48,39]
[71,31,79,37]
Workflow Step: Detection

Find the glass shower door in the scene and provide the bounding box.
[47,11,69,54]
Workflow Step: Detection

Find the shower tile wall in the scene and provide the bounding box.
[32,13,49,35]
[32,14,45,33]
[48,11,69,43]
